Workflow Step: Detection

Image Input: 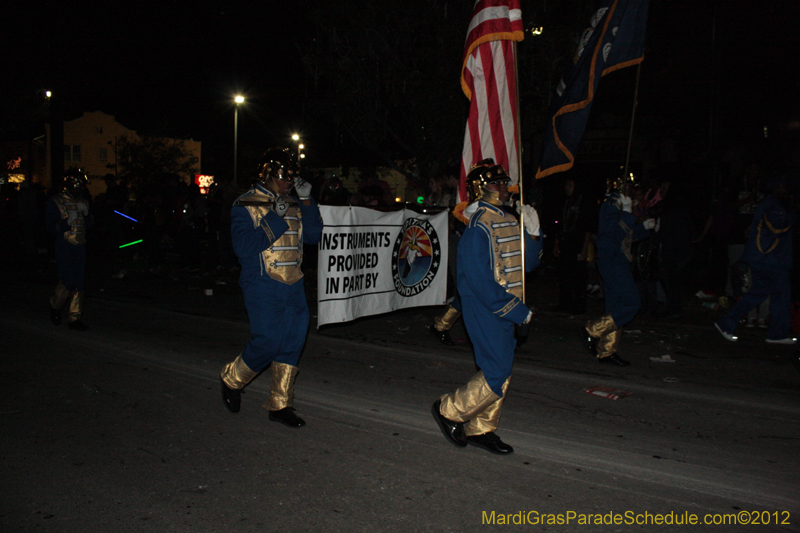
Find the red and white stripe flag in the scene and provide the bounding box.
[457,0,524,209]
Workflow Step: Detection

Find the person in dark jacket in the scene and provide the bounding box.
[714,177,796,344]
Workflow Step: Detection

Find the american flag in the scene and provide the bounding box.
[457,0,524,206]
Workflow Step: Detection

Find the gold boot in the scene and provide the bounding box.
[263,362,305,427]
[464,377,510,437]
[431,305,461,345]
[219,354,257,413]
[67,291,89,330]
[597,329,631,366]
[49,282,70,325]
[439,371,501,424]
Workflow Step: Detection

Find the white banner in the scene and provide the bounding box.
[317,206,449,327]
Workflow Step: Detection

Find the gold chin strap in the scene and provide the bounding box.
[464,377,510,437]
[220,354,258,390]
[439,371,501,426]
[480,187,503,206]
[433,305,461,332]
[68,291,84,322]
[263,362,299,411]
[50,282,70,310]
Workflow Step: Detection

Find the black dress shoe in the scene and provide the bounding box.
[430,325,455,346]
[50,306,61,326]
[598,352,631,366]
[580,328,597,356]
[467,432,514,455]
[68,320,89,331]
[220,378,241,413]
[431,399,467,447]
[269,407,306,428]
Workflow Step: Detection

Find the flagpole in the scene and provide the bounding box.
[513,40,526,304]
[623,62,642,180]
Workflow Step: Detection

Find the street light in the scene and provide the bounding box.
[291,134,305,160]
[234,95,245,182]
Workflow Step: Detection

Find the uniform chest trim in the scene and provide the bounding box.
[500,250,521,258]
[270,260,301,268]
[491,221,517,229]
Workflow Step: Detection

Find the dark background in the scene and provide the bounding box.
[2,0,798,189]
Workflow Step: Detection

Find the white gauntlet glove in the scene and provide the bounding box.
[516,202,540,236]
[643,218,656,230]
[274,196,290,217]
[294,178,312,200]
[619,195,633,213]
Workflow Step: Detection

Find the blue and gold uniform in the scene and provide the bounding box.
[716,179,796,343]
[583,190,650,364]
[47,169,94,330]
[433,159,542,455]
[220,148,323,426]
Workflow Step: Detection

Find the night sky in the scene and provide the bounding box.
[3,1,799,179]
[4,2,312,175]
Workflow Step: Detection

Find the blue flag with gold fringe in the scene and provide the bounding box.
[536,0,649,179]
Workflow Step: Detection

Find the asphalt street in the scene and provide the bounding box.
[1,257,799,532]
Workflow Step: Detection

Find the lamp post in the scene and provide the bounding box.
[234,95,244,182]
[291,133,305,161]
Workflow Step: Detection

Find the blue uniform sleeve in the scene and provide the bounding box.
[619,210,650,242]
[763,201,795,235]
[524,232,543,271]
[299,198,323,245]
[230,205,288,259]
[459,224,530,325]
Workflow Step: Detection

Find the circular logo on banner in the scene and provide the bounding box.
[391,218,441,297]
